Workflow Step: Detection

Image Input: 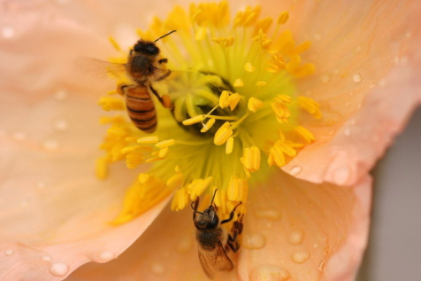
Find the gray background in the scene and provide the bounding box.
[357,108,421,281]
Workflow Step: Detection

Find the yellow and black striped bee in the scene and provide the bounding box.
[77,30,176,133]
[192,191,243,279]
[117,30,176,132]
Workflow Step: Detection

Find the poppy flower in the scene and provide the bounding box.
[0,1,420,281]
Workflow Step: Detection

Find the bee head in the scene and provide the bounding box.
[133,41,160,56]
[194,205,219,230]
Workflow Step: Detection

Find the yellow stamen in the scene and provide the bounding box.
[241,146,261,173]
[297,96,322,119]
[108,36,122,52]
[138,173,150,183]
[277,12,289,25]
[294,126,316,143]
[248,97,264,112]
[226,137,234,155]
[227,178,248,202]
[244,62,256,73]
[156,139,176,148]
[234,78,244,87]
[183,115,205,125]
[158,147,169,158]
[171,188,189,211]
[98,97,125,111]
[137,136,159,144]
[95,156,109,180]
[214,122,233,145]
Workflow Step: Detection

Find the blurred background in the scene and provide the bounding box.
[357,108,421,281]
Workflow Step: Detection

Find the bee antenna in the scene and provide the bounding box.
[210,189,218,205]
[154,30,177,43]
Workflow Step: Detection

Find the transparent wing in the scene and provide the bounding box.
[198,243,233,279]
[74,57,126,79]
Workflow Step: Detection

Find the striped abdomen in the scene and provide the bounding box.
[125,85,157,133]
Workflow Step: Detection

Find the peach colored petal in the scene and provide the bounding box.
[67,172,370,281]
[260,0,421,185]
[0,2,171,280]
[239,173,371,281]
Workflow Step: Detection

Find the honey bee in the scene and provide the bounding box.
[77,30,177,133]
[117,30,177,132]
[192,191,243,279]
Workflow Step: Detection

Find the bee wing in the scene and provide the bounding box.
[198,242,234,279]
[74,57,126,79]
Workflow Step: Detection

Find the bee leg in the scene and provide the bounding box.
[221,202,242,225]
[117,83,129,95]
[154,69,172,81]
[227,230,240,253]
[149,85,173,109]
[158,58,168,64]
[191,198,200,221]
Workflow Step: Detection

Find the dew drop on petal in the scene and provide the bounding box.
[49,263,69,277]
[54,119,69,132]
[41,255,52,262]
[355,45,362,53]
[13,131,26,141]
[353,73,362,83]
[289,165,302,176]
[176,236,193,254]
[313,33,322,41]
[151,263,165,275]
[20,200,29,207]
[254,209,281,221]
[36,182,46,190]
[250,264,291,281]
[5,250,14,256]
[292,251,310,264]
[98,251,115,262]
[406,31,412,38]
[266,222,273,229]
[344,128,351,136]
[333,166,351,185]
[320,74,330,84]
[54,90,68,101]
[289,229,304,245]
[328,130,335,136]
[43,140,59,151]
[242,233,266,250]
[2,26,15,39]
[313,243,319,249]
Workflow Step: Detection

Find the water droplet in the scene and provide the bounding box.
[43,140,59,151]
[313,33,322,41]
[54,90,68,101]
[255,209,281,221]
[41,255,52,262]
[350,119,356,125]
[266,222,273,229]
[162,252,170,259]
[355,45,362,53]
[20,200,29,207]
[56,0,70,5]
[289,229,304,245]
[151,263,165,275]
[406,31,412,38]
[379,79,386,87]
[328,130,335,136]
[98,251,114,262]
[344,128,351,136]
[292,251,310,264]
[333,166,351,185]
[13,132,26,141]
[242,233,266,250]
[369,84,376,89]
[5,250,14,256]
[313,243,319,248]
[250,265,291,281]
[318,260,325,271]
[176,236,193,254]
[349,92,354,96]
[353,73,361,83]
[357,102,362,109]
[2,26,15,39]
[36,182,46,190]
[320,74,330,84]
[53,119,69,132]
[394,56,400,65]
[49,263,69,277]
[290,166,302,176]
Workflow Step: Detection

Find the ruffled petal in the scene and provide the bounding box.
[0,2,170,280]
[239,172,372,281]
[260,0,421,185]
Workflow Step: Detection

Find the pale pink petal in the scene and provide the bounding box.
[239,173,371,281]
[260,0,421,185]
[67,172,370,281]
[0,2,170,280]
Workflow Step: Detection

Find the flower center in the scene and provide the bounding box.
[96,1,321,224]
